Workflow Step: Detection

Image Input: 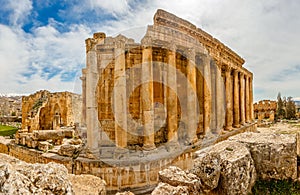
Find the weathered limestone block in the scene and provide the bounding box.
[151,182,189,195]
[158,166,201,194]
[199,141,256,195]
[38,141,52,152]
[33,129,74,141]
[189,151,220,192]
[229,132,297,180]
[58,144,80,157]
[115,191,134,195]
[0,153,73,194]
[69,138,83,145]
[0,136,10,154]
[69,174,106,195]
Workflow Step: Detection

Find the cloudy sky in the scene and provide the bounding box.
[0,0,299,101]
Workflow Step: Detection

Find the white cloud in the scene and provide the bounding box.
[0,0,300,101]
[88,0,130,16]
[2,0,32,26]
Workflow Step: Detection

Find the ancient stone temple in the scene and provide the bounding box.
[254,100,277,122]
[80,9,256,193]
[22,90,82,132]
[82,9,255,153]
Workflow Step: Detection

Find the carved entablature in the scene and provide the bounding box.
[85,32,107,53]
[154,9,245,68]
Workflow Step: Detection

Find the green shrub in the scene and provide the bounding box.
[252,179,300,195]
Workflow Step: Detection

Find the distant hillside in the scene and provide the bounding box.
[0,96,22,117]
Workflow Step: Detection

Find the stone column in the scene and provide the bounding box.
[245,75,250,123]
[186,48,198,144]
[233,69,240,128]
[114,40,127,148]
[215,64,224,131]
[210,62,217,133]
[239,72,245,125]
[224,67,233,130]
[141,37,155,150]
[80,69,87,126]
[249,76,254,122]
[167,46,178,143]
[203,54,211,135]
[86,49,99,156]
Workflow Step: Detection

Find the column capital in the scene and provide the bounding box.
[232,69,239,76]
[141,36,152,48]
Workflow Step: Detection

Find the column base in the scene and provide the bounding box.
[233,124,241,128]
[142,144,156,151]
[184,137,198,146]
[224,126,233,131]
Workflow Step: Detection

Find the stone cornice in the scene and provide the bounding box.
[154,9,245,67]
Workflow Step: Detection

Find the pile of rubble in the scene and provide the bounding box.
[0,153,106,194]
[152,132,297,195]
[14,129,83,157]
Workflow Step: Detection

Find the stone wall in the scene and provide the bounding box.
[0,137,194,194]
[22,90,82,131]
[152,132,298,195]
[254,100,277,123]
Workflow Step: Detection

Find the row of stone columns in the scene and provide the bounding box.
[224,67,253,131]
[106,42,253,149]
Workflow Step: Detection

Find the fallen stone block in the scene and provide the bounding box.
[207,141,256,195]
[229,132,297,180]
[189,151,220,192]
[158,166,201,194]
[58,144,79,157]
[151,182,189,195]
[38,141,52,152]
[69,174,106,195]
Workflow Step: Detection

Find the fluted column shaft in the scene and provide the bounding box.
[86,50,99,154]
[114,41,127,148]
[225,68,233,130]
[167,47,178,143]
[249,77,254,122]
[186,49,198,144]
[203,55,211,135]
[141,42,155,150]
[245,75,250,123]
[239,73,245,125]
[233,70,240,128]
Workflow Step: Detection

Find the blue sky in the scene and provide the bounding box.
[0,0,300,102]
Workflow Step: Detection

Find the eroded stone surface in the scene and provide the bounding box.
[69,174,106,195]
[0,153,73,194]
[151,182,189,195]
[189,151,220,192]
[158,166,201,194]
[229,132,297,180]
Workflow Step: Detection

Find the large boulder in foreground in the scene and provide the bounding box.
[0,153,73,194]
[0,153,107,195]
[229,132,297,180]
[151,182,189,195]
[189,151,221,193]
[156,166,201,194]
[69,174,106,195]
[195,141,256,195]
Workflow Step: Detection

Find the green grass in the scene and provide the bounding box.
[0,125,18,136]
[252,179,300,195]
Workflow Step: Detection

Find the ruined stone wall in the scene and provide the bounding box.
[0,138,193,194]
[254,100,277,121]
[22,90,82,131]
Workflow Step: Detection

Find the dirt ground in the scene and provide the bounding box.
[257,120,300,135]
